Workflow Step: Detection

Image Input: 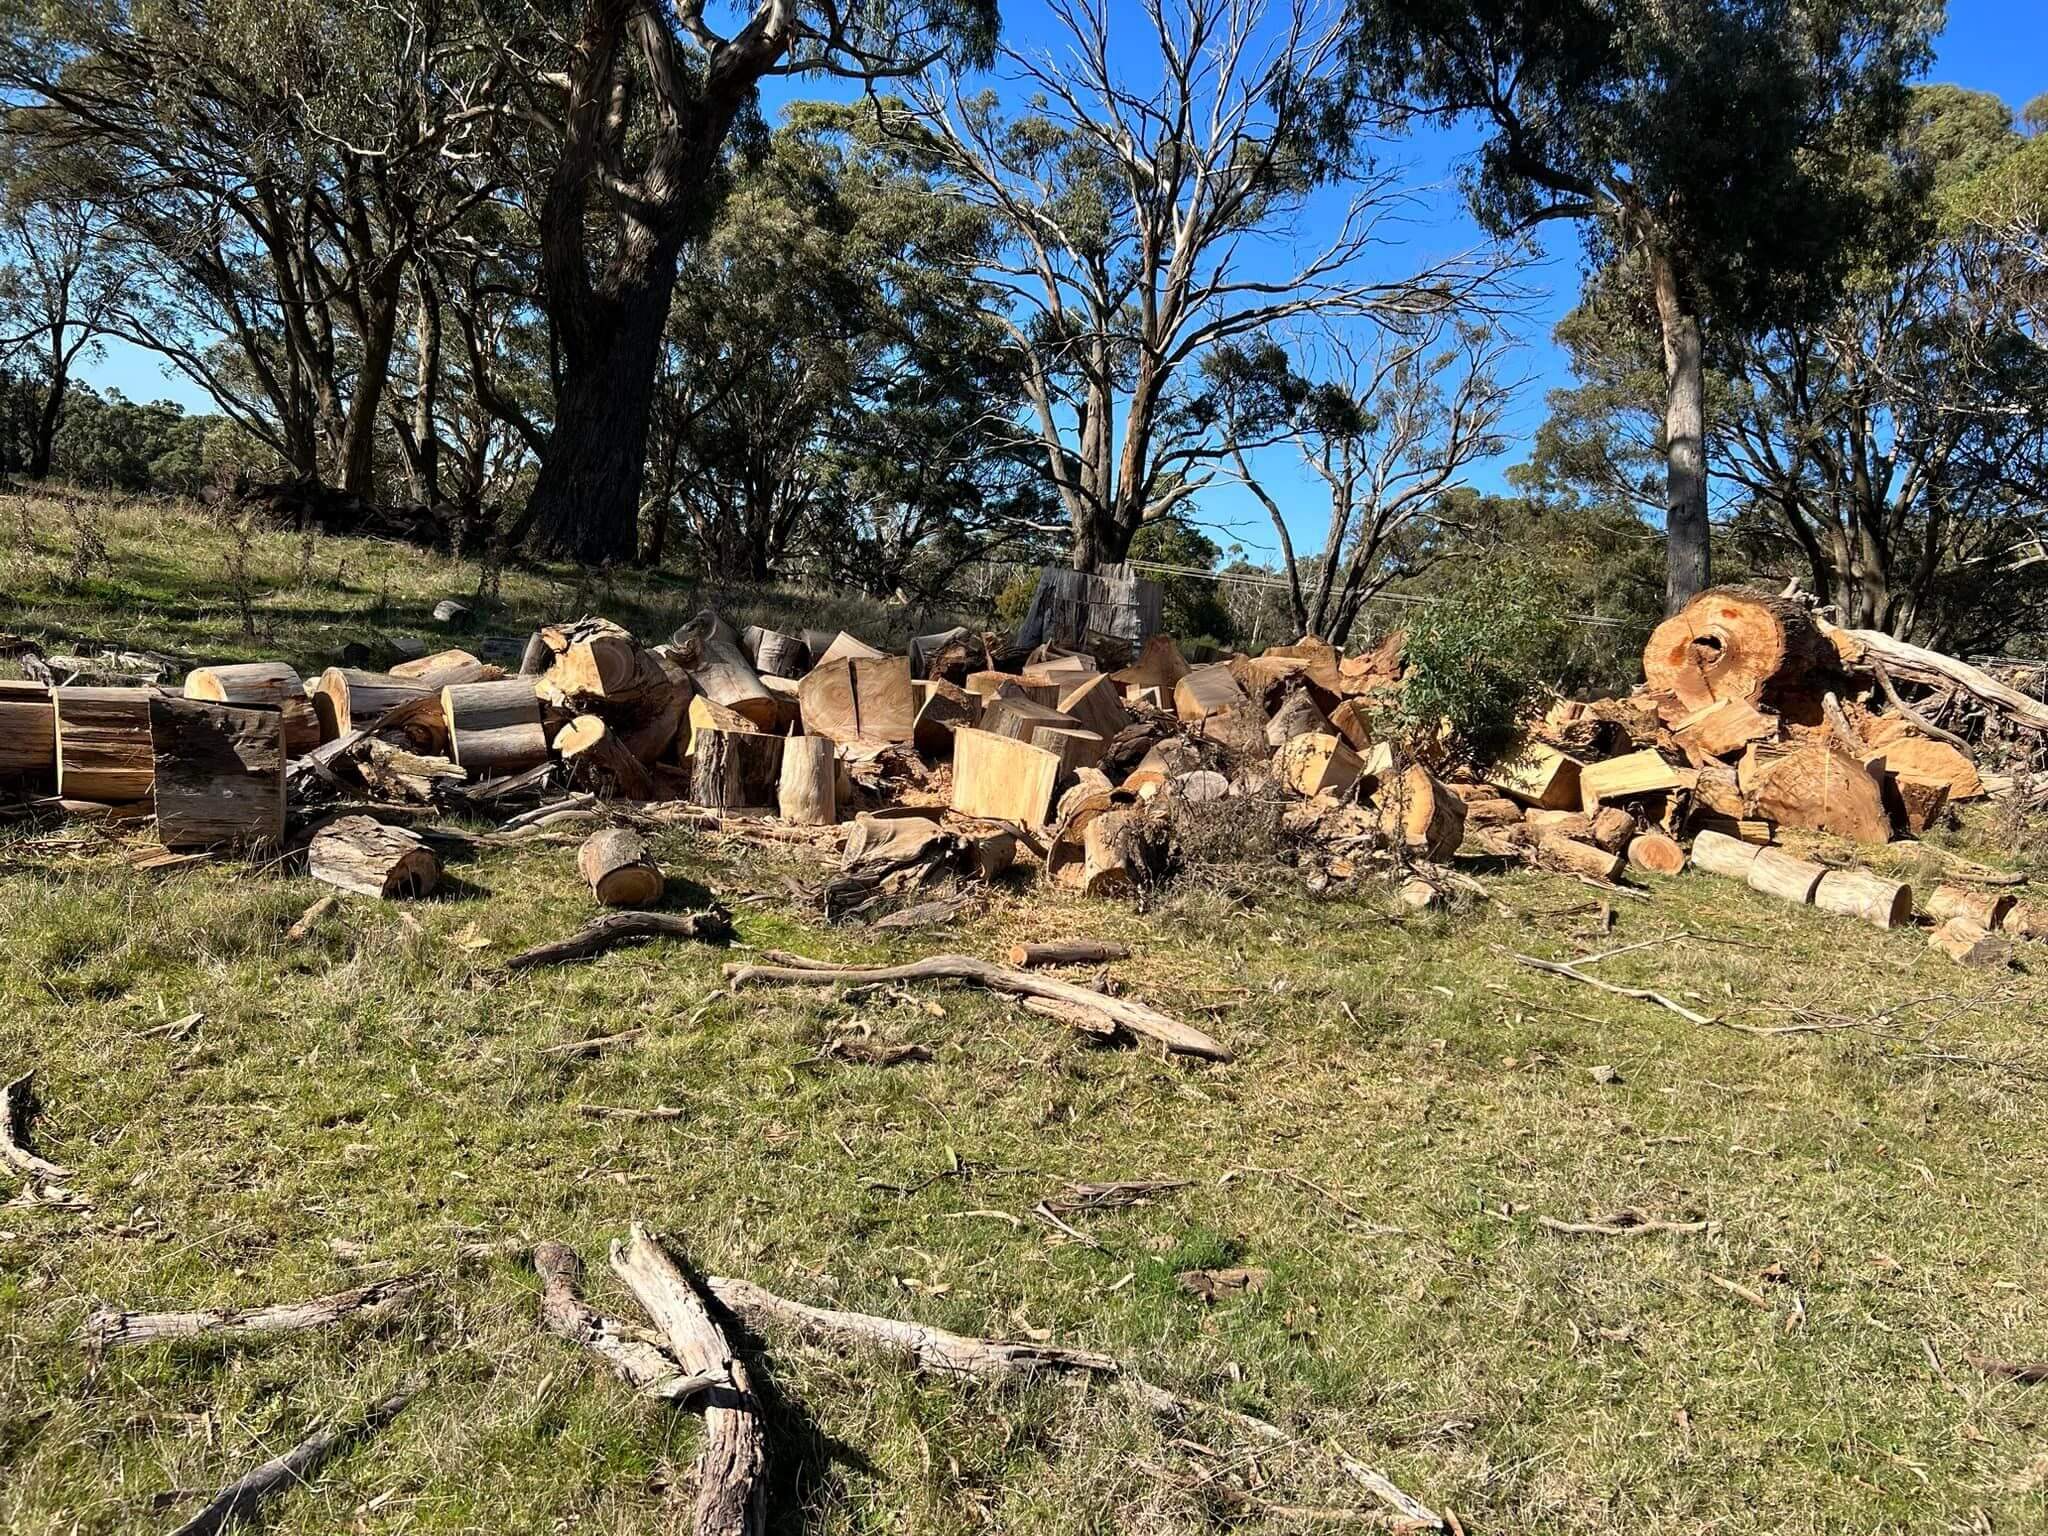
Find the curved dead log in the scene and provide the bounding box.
[721,952,1229,1062]
[167,1388,413,1536]
[534,1241,724,1401]
[505,910,734,971]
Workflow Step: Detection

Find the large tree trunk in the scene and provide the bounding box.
[410,275,442,507]
[28,361,65,480]
[1648,245,1711,613]
[335,266,406,499]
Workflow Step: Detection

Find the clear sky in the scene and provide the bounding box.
[76,0,2045,564]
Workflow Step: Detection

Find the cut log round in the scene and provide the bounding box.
[691,727,783,811]
[1925,883,2015,931]
[0,681,55,782]
[1643,587,1833,711]
[797,655,915,745]
[1745,846,1825,904]
[183,663,320,756]
[952,728,1062,826]
[149,696,285,849]
[443,679,547,778]
[1377,764,1466,860]
[751,628,809,680]
[307,816,439,898]
[1751,742,1894,844]
[577,828,664,907]
[777,735,836,826]
[1812,869,1912,928]
[558,715,658,801]
[53,686,155,803]
[1535,832,1625,881]
[1625,830,1687,876]
[1690,828,1765,879]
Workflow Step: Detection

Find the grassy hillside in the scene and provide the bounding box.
[2,490,2046,1535]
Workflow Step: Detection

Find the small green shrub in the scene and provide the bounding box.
[1392,558,1575,768]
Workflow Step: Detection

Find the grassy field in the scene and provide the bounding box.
[4,491,2048,1534]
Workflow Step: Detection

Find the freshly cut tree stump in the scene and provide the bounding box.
[307,816,440,898]
[1643,587,1833,711]
[1812,868,1912,928]
[1535,832,1625,881]
[1009,940,1131,968]
[53,686,155,803]
[1925,883,2015,931]
[149,697,285,849]
[1626,830,1688,876]
[0,680,55,782]
[1377,764,1466,860]
[558,714,658,801]
[1690,828,1765,879]
[183,662,320,756]
[952,728,1062,826]
[777,736,836,826]
[578,829,664,907]
[692,727,783,811]
[443,678,548,777]
[1745,846,1825,904]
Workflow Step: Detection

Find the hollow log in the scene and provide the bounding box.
[1812,869,1913,928]
[1643,587,1833,711]
[443,678,548,778]
[149,696,285,849]
[777,736,836,826]
[306,816,440,898]
[578,828,664,907]
[183,663,320,756]
[1745,846,1825,904]
[53,686,155,803]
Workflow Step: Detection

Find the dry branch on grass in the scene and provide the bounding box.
[1509,953,1715,1026]
[1537,1209,1713,1237]
[1968,1353,2048,1384]
[721,951,1228,1061]
[167,1388,414,1536]
[534,1240,724,1401]
[1,1071,71,1180]
[504,910,733,970]
[80,1273,427,1350]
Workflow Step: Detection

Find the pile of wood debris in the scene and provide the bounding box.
[0,585,2041,963]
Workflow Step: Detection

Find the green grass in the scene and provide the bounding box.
[3,493,2048,1533]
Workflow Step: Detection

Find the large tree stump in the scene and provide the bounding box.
[149,696,286,849]
[578,828,664,907]
[183,662,320,756]
[777,736,836,826]
[307,816,440,898]
[443,678,548,778]
[692,728,783,811]
[1643,587,1833,712]
[53,686,155,803]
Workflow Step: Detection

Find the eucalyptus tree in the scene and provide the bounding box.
[899,0,1505,570]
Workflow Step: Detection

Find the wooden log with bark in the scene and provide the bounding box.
[183,662,321,756]
[82,1273,427,1349]
[749,628,809,680]
[692,727,783,811]
[1812,868,1913,928]
[674,617,779,729]
[1643,587,1834,711]
[1008,939,1131,968]
[1746,846,1826,904]
[578,828,664,907]
[1535,832,1625,881]
[777,735,836,825]
[442,678,548,778]
[313,668,439,745]
[53,686,155,803]
[149,696,286,849]
[1925,883,2015,931]
[1587,806,1637,852]
[558,714,659,801]
[534,1240,723,1401]
[1376,763,1466,860]
[306,816,440,898]
[723,951,1229,1061]
[1690,828,1765,879]
[609,1225,765,1536]
[1824,622,2048,734]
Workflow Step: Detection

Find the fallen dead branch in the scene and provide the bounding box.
[2,1071,71,1180]
[1008,939,1132,968]
[1509,952,1716,1027]
[1537,1208,1713,1238]
[81,1273,427,1350]
[576,1103,686,1122]
[609,1225,765,1536]
[505,910,733,970]
[167,1387,414,1536]
[537,1028,646,1059]
[721,952,1229,1062]
[534,1240,724,1402]
[1968,1353,2048,1384]
[1707,1274,1772,1309]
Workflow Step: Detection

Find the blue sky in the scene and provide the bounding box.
[78,0,2044,563]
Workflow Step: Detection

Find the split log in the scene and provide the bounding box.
[1196,704,1268,758]
[1008,940,1131,968]
[1279,733,1363,798]
[1462,796,1524,828]
[148,696,285,849]
[442,678,547,778]
[558,714,658,801]
[686,693,758,757]
[777,735,836,825]
[797,655,915,744]
[1746,846,1826,904]
[306,816,440,899]
[1057,673,1130,742]
[618,669,691,763]
[1488,743,1582,810]
[1824,622,2048,734]
[1750,741,1894,845]
[505,910,732,970]
[1930,918,2009,966]
[183,663,320,756]
[313,668,436,744]
[547,633,641,697]
[1264,688,1330,747]
[691,727,783,811]
[0,680,54,782]
[814,630,883,666]
[1690,828,1765,879]
[1535,832,1625,881]
[1111,635,1191,693]
[979,692,1082,744]
[1173,663,1252,723]
[609,1225,765,1536]
[968,670,1055,707]
[82,1273,427,1349]
[1376,764,1466,860]
[1666,695,1779,761]
[1812,868,1912,928]
[1692,759,1747,819]
[750,628,809,680]
[911,678,980,759]
[534,1240,722,1401]
[357,740,463,802]
[1625,830,1687,876]
[723,952,1229,1061]
[1643,587,1833,710]
[1035,726,1106,780]
[677,624,779,729]
[1326,697,1374,751]
[952,728,1062,826]
[1,1070,70,1179]
[1863,735,1982,801]
[578,829,664,907]
[53,686,155,802]
[166,1390,413,1536]
[1579,749,1687,812]
[1925,883,2015,931]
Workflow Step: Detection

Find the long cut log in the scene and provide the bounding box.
[1925,883,2015,931]
[1825,623,2048,734]
[1745,846,1826,904]
[609,1225,765,1536]
[1008,940,1131,968]
[1689,828,1765,879]
[53,686,155,803]
[1812,869,1913,928]
[723,952,1228,1061]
